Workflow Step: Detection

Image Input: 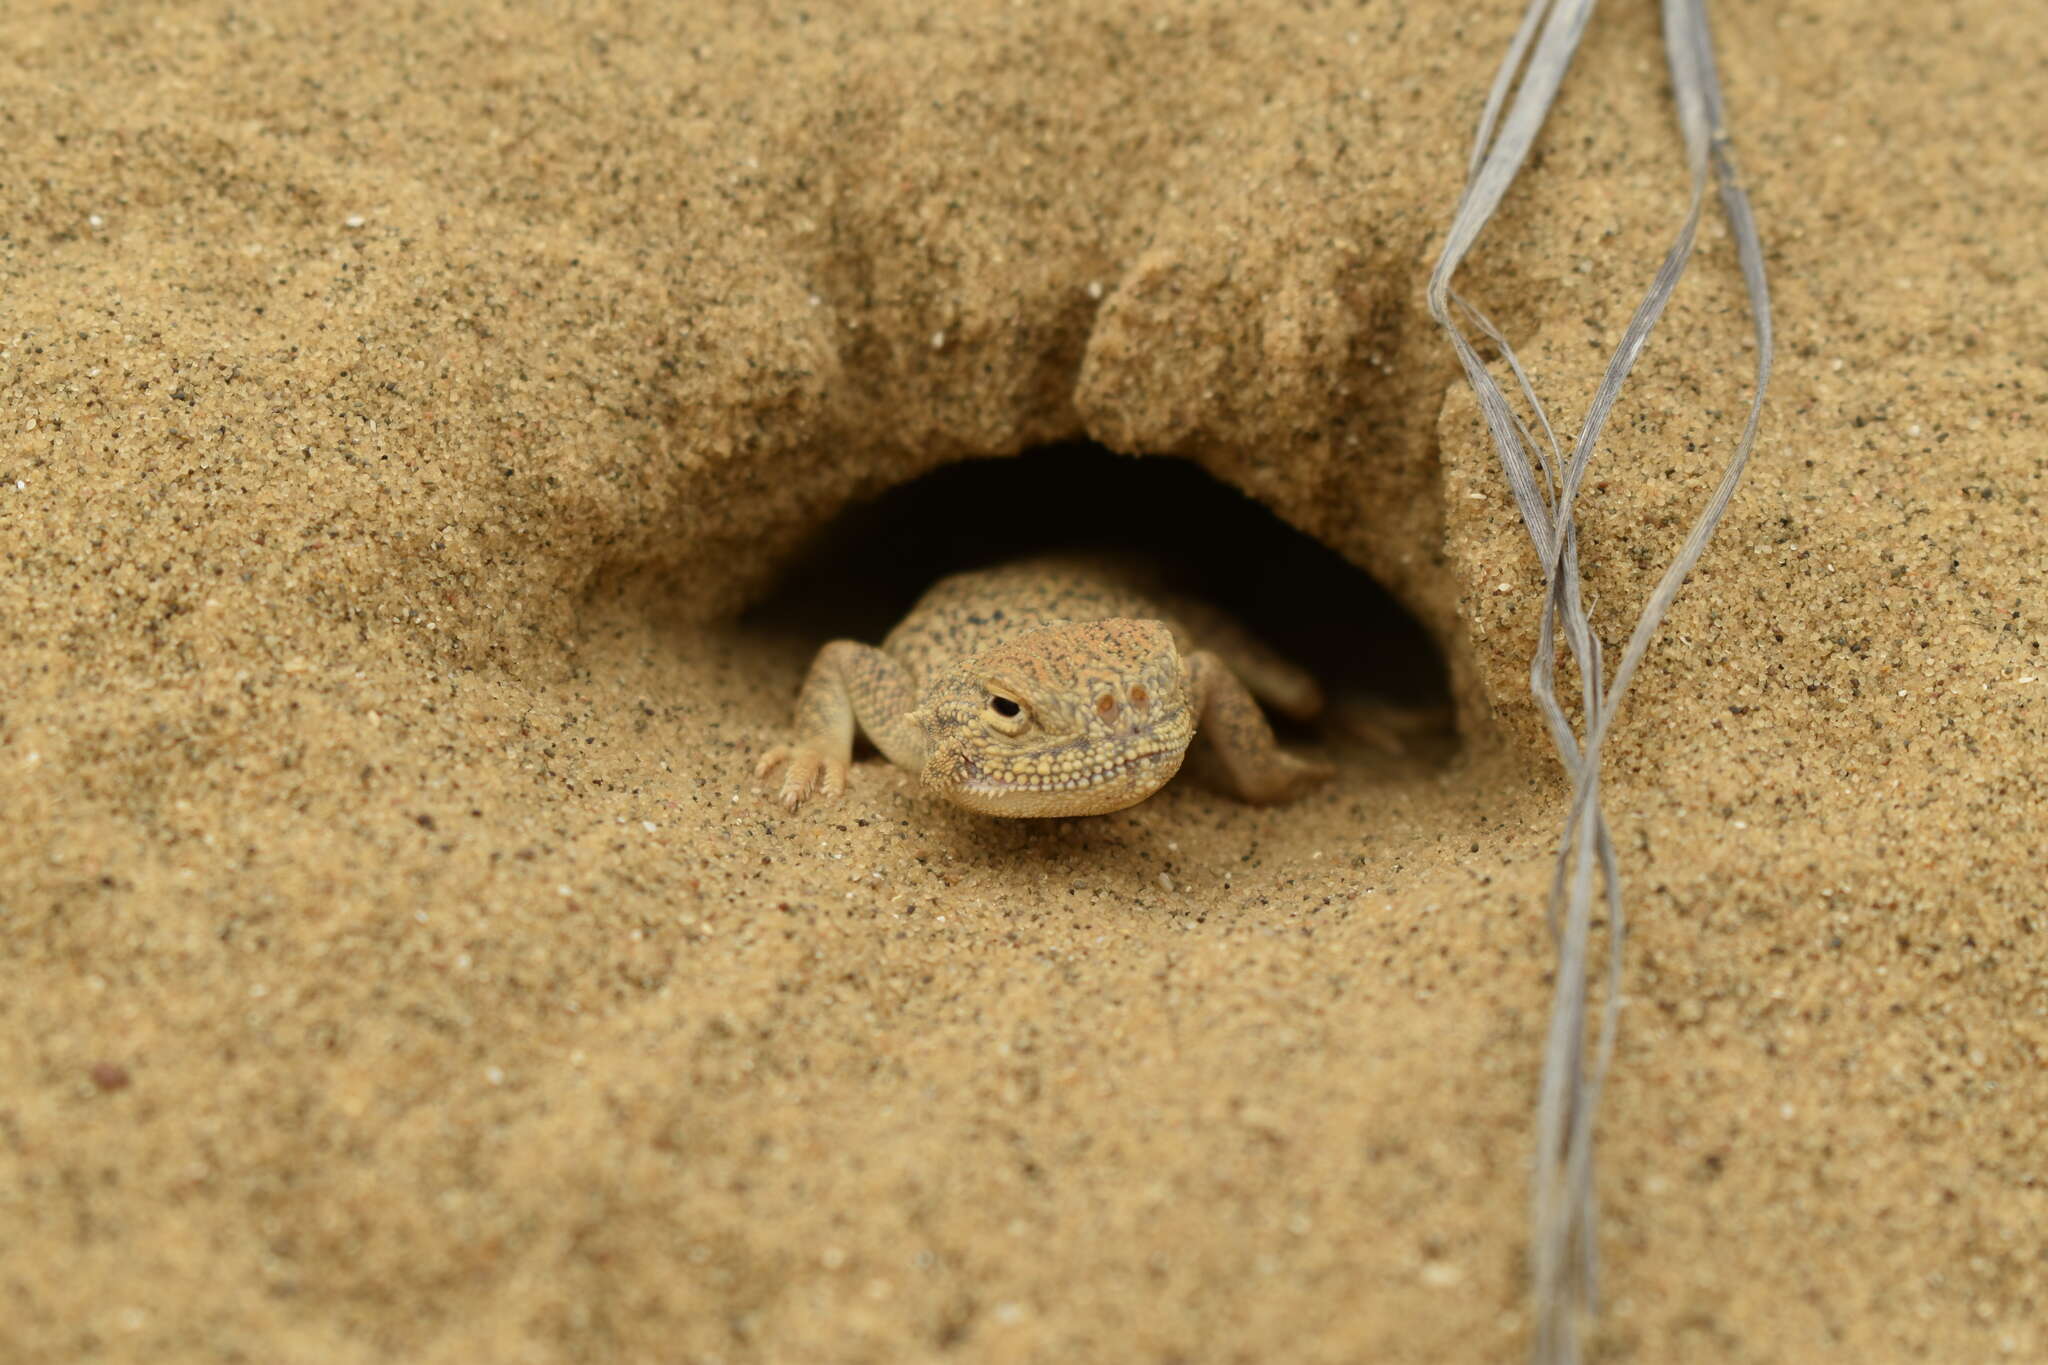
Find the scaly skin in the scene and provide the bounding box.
[756,557,1333,817]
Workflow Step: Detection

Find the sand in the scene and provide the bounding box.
[3,2,2043,1361]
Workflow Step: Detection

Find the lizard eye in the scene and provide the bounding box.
[983,692,1031,736]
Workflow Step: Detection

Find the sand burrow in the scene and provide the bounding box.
[745,441,1452,711]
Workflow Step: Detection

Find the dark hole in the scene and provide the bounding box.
[749,441,1452,719]
[989,695,1022,717]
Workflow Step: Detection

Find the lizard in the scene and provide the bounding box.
[756,555,1334,817]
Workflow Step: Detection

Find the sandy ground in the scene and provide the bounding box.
[3,2,2044,1361]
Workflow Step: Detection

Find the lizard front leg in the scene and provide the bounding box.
[1186,650,1334,805]
[756,641,926,811]
[1158,595,1325,721]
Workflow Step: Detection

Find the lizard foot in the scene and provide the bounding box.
[755,744,849,811]
[1236,749,1336,805]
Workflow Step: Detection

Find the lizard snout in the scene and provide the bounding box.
[1092,672,1176,739]
[1093,688,1145,734]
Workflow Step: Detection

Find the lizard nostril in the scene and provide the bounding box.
[1129,684,1149,707]
[1095,693,1116,719]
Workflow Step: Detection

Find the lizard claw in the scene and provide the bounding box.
[756,744,848,811]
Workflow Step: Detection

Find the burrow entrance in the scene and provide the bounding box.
[745,442,1455,758]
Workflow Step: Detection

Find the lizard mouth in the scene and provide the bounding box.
[956,736,1187,797]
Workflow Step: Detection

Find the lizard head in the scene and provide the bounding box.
[915,618,1193,817]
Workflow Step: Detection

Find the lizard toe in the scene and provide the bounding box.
[1238,750,1335,804]
[1282,752,1337,796]
[773,748,847,811]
